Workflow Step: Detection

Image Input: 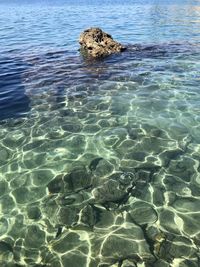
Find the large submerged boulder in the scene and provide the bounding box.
[79,28,126,58]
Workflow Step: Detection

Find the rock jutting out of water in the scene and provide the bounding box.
[79,28,126,58]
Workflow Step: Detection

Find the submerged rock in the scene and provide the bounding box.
[100,223,154,265]
[63,166,92,193]
[128,201,158,225]
[121,260,136,267]
[79,28,126,58]
[92,173,135,206]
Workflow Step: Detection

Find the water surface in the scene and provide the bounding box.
[0,1,200,266]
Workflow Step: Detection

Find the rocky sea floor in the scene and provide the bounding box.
[1,43,200,266]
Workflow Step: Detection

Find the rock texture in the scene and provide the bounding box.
[79,28,126,58]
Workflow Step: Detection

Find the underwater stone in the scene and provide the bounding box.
[97,102,110,111]
[58,206,79,226]
[78,205,96,228]
[24,249,41,265]
[125,151,147,161]
[8,215,25,240]
[178,259,200,267]
[159,209,181,235]
[2,130,26,148]
[100,224,152,264]
[163,176,190,197]
[168,236,196,259]
[139,136,164,154]
[103,135,120,147]
[31,169,55,186]
[47,174,64,194]
[10,161,19,172]
[23,151,46,169]
[0,180,8,197]
[0,218,8,236]
[0,241,13,262]
[98,119,110,128]
[12,187,31,204]
[121,259,137,267]
[187,183,200,197]
[129,201,158,225]
[58,190,91,206]
[97,172,136,204]
[111,100,130,115]
[145,225,164,243]
[153,259,169,267]
[62,122,82,133]
[159,148,184,167]
[178,213,200,236]
[93,179,127,204]
[52,231,88,254]
[63,166,92,193]
[42,256,62,267]
[70,135,86,149]
[104,127,128,140]
[89,157,103,171]
[12,238,23,263]
[116,139,136,155]
[167,156,196,182]
[79,28,126,58]
[12,186,46,204]
[158,236,196,262]
[172,197,200,213]
[41,197,59,225]
[1,195,15,214]
[130,183,152,203]
[169,123,189,138]
[151,185,165,206]
[24,225,45,248]
[0,146,11,166]
[83,124,101,133]
[101,234,139,260]
[135,169,151,183]
[127,127,145,140]
[61,252,87,267]
[27,206,41,220]
[118,172,136,189]
[94,208,116,228]
[47,126,66,139]
[23,140,44,152]
[120,159,139,173]
[93,159,114,177]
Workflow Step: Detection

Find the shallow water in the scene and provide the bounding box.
[1,1,200,266]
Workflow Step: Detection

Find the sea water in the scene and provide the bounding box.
[0,0,200,266]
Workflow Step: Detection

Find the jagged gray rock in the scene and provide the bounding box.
[79,27,126,58]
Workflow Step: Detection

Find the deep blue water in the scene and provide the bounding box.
[0,1,200,266]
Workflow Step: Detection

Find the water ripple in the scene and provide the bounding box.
[1,1,200,266]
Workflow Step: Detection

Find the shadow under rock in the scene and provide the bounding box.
[0,56,30,121]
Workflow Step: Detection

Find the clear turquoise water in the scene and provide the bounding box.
[0,1,200,266]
